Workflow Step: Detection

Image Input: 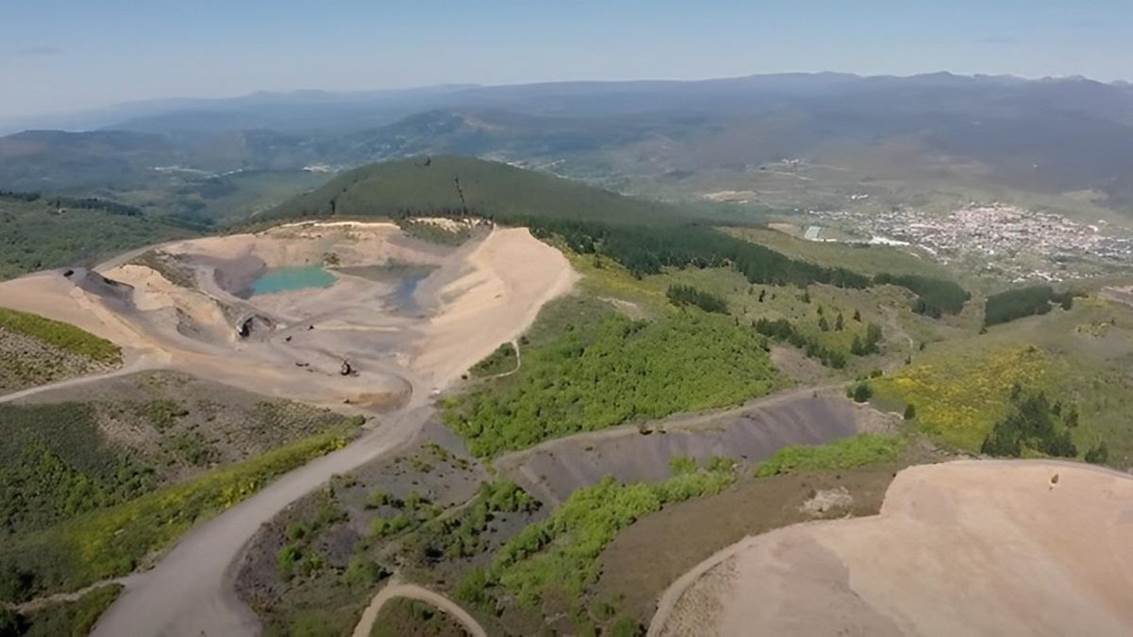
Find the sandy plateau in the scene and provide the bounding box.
[0,220,577,409]
[652,460,1133,637]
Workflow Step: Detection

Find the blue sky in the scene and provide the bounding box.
[1,0,1129,118]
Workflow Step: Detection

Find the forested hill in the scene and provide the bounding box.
[267,156,969,315]
[264,155,687,225]
[0,191,197,280]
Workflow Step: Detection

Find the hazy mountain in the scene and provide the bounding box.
[0,85,478,135]
[5,72,1133,214]
[0,130,178,190]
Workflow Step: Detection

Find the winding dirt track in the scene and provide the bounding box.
[92,405,432,637]
[0,353,163,404]
[35,225,580,636]
[351,580,487,637]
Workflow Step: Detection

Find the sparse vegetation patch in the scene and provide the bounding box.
[444,298,780,457]
[0,307,120,364]
[754,434,906,477]
[0,421,360,603]
[461,463,736,611]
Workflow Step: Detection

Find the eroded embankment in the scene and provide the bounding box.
[495,387,893,505]
[652,460,1133,637]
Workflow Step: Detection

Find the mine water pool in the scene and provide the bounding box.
[249,265,336,296]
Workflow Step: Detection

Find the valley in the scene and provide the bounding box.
[0,155,1130,637]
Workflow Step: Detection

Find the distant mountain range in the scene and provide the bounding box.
[4,72,1133,215]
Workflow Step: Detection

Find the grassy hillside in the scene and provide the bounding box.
[0,308,123,395]
[0,192,196,280]
[0,307,121,364]
[0,372,365,603]
[871,294,1133,465]
[444,296,782,457]
[5,583,122,637]
[264,155,686,224]
[0,371,361,606]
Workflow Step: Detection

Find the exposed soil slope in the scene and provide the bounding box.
[652,460,1133,637]
[494,387,894,505]
[0,222,575,409]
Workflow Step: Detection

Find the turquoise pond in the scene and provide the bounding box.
[249,266,336,296]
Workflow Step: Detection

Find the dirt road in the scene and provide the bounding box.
[91,404,432,637]
[82,224,576,636]
[0,352,164,403]
[351,579,487,637]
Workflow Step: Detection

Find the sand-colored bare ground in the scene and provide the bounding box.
[414,226,579,388]
[653,460,1133,637]
[71,222,575,637]
[0,222,575,410]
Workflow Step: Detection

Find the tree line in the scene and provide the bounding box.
[753,317,848,368]
[874,273,970,317]
[980,387,1077,458]
[984,285,1076,327]
[0,190,143,217]
[666,284,728,313]
[493,216,967,317]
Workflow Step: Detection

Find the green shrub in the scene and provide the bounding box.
[445,305,780,457]
[16,583,121,637]
[343,554,384,587]
[980,389,1077,458]
[0,403,157,536]
[755,434,905,477]
[754,317,850,368]
[666,284,728,314]
[469,342,519,377]
[1085,442,1109,465]
[610,616,645,637]
[0,424,356,602]
[0,608,25,637]
[365,489,390,509]
[668,456,698,476]
[276,544,302,580]
[481,465,736,608]
[850,381,873,403]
